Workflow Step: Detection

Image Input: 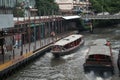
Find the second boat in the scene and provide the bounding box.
[51,34,84,57]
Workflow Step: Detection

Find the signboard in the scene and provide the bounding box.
[0,14,14,28]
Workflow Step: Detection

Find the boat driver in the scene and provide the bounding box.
[106,40,111,46]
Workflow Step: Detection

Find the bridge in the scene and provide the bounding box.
[81,14,120,20]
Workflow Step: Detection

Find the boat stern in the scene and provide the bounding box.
[83,63,114,74]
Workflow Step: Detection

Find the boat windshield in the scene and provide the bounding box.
[87,54,111,62]
[52,45,62,51]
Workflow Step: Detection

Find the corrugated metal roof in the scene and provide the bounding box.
[53,34,83,46]
[88,45,111,56]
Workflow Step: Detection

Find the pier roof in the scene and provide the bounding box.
[62,15,80,20]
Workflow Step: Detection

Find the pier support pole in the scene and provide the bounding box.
[89,20,93,33]
[0,29,5,63]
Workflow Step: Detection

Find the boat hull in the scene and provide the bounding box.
[83,63,114,74]
[117,56,120,73]
[51,40,84,57]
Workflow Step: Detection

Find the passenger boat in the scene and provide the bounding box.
[83,39,114,74]
[51,34,84,57]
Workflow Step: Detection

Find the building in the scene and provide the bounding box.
[0,0,37,16]
[17,0,38,17]
[0,0,16,14]
[55,0,90,14]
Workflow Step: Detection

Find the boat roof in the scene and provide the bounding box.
[88,45,111,56]
[53,34,83,46]
[93,39,107,45]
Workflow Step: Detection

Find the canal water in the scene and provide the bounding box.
[7,25,120,80]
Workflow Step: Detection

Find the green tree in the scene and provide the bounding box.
[13,2,24,17]
[89,0,120,27]
[35,0,59,16]
[90,0,120,14]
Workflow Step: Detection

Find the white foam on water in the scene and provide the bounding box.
[82,48,89,56]
[112,50,119,53]
[62,53,75,59]
[85,71,112,80]
[46,52,54,58]
[103,72,112,80]
[85,71,96,80]
[96,77,103,80]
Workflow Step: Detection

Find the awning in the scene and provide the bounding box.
[62,15,80,20]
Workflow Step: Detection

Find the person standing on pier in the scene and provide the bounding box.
[51,31,56,42]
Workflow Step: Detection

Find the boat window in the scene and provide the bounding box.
[52,46,61,51]
[64,44,69,49]
[63,39,69,41]
[88,55,111,62]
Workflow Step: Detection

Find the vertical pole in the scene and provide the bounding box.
[1,29,4,63]
[21,34,23,55]
[61,20,63,33]
[48,14,51,43]
[21,24,23,56]
[48,20,51,43]
[54,11,56,41]
[28,16,30,51]
[23,16,25,45]
[90,22,93,33]
[102,0,104,15]
[34,16,36,50]
[38,23,40,47]
[39,15,41,47]
[2,45,4,64]
[60,20,62,33]
[12,29,15,59]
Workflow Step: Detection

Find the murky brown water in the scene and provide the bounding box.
[7,25,120,80]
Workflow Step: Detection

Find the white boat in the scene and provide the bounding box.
[51,34,84,57]
[83,39,114,74]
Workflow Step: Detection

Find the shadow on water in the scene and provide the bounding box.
[50,57,66,67]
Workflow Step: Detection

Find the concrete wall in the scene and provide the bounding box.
[55,0,90,13]
[55,0,73,10]
[0,14,14,28]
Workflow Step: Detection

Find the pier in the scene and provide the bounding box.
[0,14,79,78]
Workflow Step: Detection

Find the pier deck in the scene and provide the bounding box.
[0,31,75,76]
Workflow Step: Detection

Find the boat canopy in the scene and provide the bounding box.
[53,34,83,46]
[93,39,107,45]
[88,45,111,56]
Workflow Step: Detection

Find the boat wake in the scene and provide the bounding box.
[62,53,75,59]
[85,71,112,80]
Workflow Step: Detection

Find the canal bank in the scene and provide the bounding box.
[0,31,76,79]
[0,42,51,78]
[6,26,120,80]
